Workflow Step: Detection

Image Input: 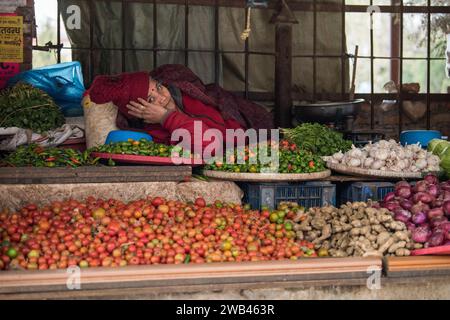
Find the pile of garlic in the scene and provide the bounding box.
[326,139,440,172]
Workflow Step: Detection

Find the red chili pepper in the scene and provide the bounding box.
[70,158,81,165]
[45,157,56,162]
[308,161,315,168]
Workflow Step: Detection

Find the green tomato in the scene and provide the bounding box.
[269,213,279,223]
[284,222,293,231]
[7,248,18,259]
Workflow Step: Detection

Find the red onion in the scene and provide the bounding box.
[411,202,430,215]
[427,207,444,219]
[400,199,413,210]
[382,201,400,212]
[383,192,396,203]
[432,199,443,208]
[428,231,445,247]
[406,222,416,232]
[427,184,440,198]
[443,200,450,216]
[413,181,429,193]
[412,212,427,225]
[413,192,434,204]
[430,216,447,229]
[412,225,432,243]
[394,208,412,223]
[424,174,439,185]
[441,181,450,192]
[444,191,450,201]
[395,181,410,189]
[395,186,412,199]
[439,221,450,233]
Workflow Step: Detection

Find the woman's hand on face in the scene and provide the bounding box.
[126,98,168,124]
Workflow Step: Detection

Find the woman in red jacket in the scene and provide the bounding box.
[87,65,273,153]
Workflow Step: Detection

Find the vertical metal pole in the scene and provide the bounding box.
[184,0,189,67]
[121,0,126,72]
[214,0,219,84]
[153,0,157,68]
[370,0,374,129]
[341,0,346,101]
[57,0,61,63]
[244,7,249,99]
[426,0,431,129]
[312,0,317,102]
[399,0,404,136]
[391,0,400,84]
[89,1,94,83]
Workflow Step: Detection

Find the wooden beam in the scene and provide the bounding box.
[0,257,381,294]
[385,256,450,277]
[0,166,192,184]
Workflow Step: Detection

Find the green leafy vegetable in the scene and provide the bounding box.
[428,139,450,178]
[0,83,65,133]
[281,123,353,156]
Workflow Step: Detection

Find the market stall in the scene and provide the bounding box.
[0,0,450,300]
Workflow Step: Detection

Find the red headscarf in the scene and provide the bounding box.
[86,72,149,119]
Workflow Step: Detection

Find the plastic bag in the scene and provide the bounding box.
[7,62,85,117]
[0,124,84,151]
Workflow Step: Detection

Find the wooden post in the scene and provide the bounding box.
[270,0,298,128]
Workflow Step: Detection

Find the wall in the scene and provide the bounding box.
[0,0,34,71]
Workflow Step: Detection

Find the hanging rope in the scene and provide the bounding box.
[240,7,252,41]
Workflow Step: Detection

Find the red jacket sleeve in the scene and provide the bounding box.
[161,111,213,153]
[161,95,246,154]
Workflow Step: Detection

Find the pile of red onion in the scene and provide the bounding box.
[381,174,450,247]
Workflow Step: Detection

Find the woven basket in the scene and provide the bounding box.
[326,162,425,179]
[202,169,331,182]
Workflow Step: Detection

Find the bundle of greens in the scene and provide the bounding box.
[0,83,65,133]
[281,123,353,156]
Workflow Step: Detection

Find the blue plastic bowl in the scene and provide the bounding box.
[400,130,442,148]
[105,130,153,144]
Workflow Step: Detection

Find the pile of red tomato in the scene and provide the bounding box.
[0,197,316,271]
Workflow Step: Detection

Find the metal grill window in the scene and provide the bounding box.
[31,0,450,134]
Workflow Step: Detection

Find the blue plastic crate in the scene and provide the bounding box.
[239,181,336,210]
[340,182,394,204]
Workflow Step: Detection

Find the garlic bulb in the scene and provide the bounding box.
[348,147,362,158]
[415,158,427,170]
[375,149,389,161]
[329,139,440,173]
[371,160,385,170]
[417,150,427,159]
[347,158,361,167]
[364,158,374,168]
[397,159,409,170]
[332,151,344,161]
[427,155,440,165]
